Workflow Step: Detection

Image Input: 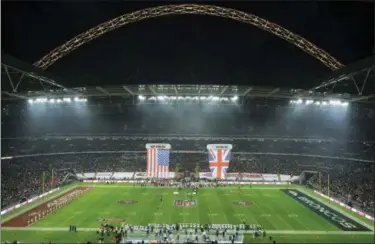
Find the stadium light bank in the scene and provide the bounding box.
[28,97,88,104]
[289,99,349,107]
[138,95,239,102]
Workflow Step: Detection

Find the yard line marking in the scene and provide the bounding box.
[262,194,276,197]
[213,192,231,225]
[154,212,163,216]
[59,213,80,225]
[179,213,190,216]
[208,213,219,216]
[199,193,212,196]
[139,211,146,222]
[287,214,299,218]
[261,214,271,217]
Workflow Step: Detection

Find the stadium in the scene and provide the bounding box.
[1,3,375,244]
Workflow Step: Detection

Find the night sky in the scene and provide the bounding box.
[2,1,374,89]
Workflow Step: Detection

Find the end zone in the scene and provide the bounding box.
[2,187,91,227]
[282,189,371,232]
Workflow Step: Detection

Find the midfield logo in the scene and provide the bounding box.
[174,200,197,208]
[282,189,371,232]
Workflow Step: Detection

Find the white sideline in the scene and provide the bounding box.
[1,227,373,235]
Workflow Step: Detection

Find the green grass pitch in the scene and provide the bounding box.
[1,183,374,243]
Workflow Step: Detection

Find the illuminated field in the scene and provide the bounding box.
[1,184,374,243]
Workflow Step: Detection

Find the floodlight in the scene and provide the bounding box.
[63,97,72,103]
[36,98,47,103]
[341,102,349,106]
[329,100,340,106]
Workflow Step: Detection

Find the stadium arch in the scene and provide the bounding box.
[33,4,345,71]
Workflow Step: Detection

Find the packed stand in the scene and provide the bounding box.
[2,137,375,161]
[308,163,374,214]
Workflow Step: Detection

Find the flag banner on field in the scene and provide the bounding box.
[207,144,232,179]
[146,143,171,179]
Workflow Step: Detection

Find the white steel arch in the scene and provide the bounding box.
[33,4,345,70]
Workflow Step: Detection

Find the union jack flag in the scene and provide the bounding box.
[208,149,231,179]
[147,148,170,178]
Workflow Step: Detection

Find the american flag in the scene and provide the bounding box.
[147,148,170,178]
[208,149,231,179]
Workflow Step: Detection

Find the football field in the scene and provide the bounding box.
[1,183,374,243]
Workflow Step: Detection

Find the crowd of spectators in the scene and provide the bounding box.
[308,162,374,213]
[2,137,374,161]
[1,156,72,209]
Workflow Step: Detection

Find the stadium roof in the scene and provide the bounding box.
[1,54,374,103]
